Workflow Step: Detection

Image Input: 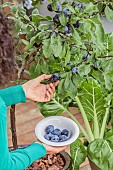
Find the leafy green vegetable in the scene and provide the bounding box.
[38,94,71,117]
[88,137,113,170]
[70,139,87,170]
[77,78,106,139]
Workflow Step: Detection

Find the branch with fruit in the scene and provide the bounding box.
[1,0,113,169]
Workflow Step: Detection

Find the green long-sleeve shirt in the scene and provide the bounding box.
[0,85,46,170]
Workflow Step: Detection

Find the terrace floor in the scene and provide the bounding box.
[7,100,91,170]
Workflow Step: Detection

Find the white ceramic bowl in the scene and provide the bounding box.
[35,116,79,146]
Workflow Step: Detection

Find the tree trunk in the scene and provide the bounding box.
[10,105,18,150]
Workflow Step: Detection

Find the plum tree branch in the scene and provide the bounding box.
[98,55,113,58]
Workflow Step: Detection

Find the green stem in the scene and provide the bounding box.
[75,96,94,142]
[100,107,110,138]
[65,108,90,142]
[52,98,90,142]
[93,88,100,139]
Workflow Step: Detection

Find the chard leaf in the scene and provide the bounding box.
[70,139,87,170]
[78,78,106,138]
[38,94,71,117]
[88,137,113,170]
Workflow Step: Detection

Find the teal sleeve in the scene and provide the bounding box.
[0,97,46,170]
[0,85,26,107]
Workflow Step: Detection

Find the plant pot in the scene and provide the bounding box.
[60,150,72,170]
[89,159,101,170]
[9,145,72,170]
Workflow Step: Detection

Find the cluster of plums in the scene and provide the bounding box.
[51,2,83,32]
[48,60,97,81]
[44,125,70,142]
[42,2,83,34]
[39,1,98,74]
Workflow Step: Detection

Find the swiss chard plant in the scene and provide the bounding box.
[1,0,113,169]
[39,77,113,170]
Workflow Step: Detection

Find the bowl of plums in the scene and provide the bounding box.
[35,116,79,146]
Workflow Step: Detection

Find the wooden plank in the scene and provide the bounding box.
[7,101,40,127]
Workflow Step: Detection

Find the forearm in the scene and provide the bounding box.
[9,143,46,170]
[1,143,46,170]
[0,85,26,107]
[0,97,46,170]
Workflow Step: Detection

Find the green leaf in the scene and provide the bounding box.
[72,74,83,88]
[38,94,70,117]
[38,24,50,31]
[95,24,105,42]
[70,15,79,24]
[32,0,40,7]
[84,2,96,14]
[37,31,50,40]
[32,9,40,25]
[59,13,67,26]
[65,47,71,66]
[67,4,76,13]
[70,139,87,170]
[78,78,106,138]
[0,2,13,8]
[21,39,29,46]
[64,74,70,90]
[72,26,81,45]
[105,6,113,22]
[24,43,33,51]
[78,64,91,76]
[88,137,113,170]
[25,34,38,50]
[42,39,53,58]
[10,5,18,14]
[59,44,66,59]
[104,74,112,91]
[108,33,113,51]
[58,79,65,95]
[50,36,62,57]
[68,79,77,99]
[32,13,48,25]
[45,16,52,21]
[82,20,92,33]
[90,18,102,25]
[102,59,113,74]
[32,8,39,15]
[23,15,30,22]
[104,128,113,138]
[29,62,41,78]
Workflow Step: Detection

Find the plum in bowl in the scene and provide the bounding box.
[35,116,79,146]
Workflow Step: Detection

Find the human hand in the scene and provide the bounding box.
[42,143,67,155]
[22,74,59,102]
